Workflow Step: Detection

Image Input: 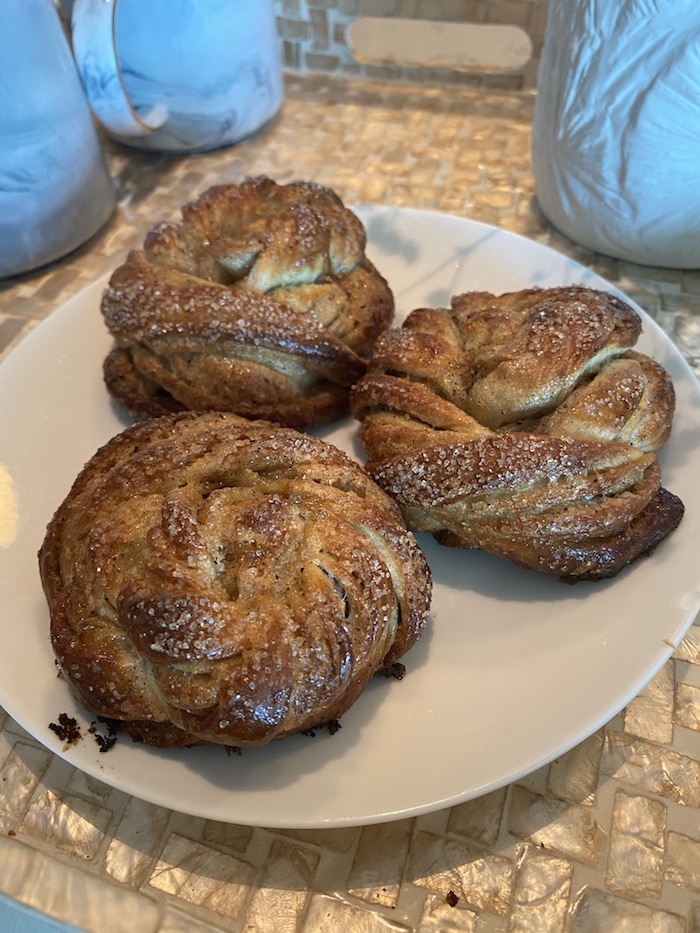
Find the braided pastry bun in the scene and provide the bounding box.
[101,177,394,429]
[350,286,684,580]
[39,412,431,748]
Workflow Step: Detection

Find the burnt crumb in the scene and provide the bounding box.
[225,746,243,756]
[97,716,121,730]
[92,732,118,754]
[50,712,119,751]
[446,890,459,907]
[302,719,343,738]
[49,713,82,745]
[88,718,120,753]
[376,662,406,680]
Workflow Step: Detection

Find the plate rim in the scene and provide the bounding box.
[1,205,698,828]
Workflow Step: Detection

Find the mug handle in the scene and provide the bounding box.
[71,0,167,138]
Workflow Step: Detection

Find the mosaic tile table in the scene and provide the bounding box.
[1,74,699,933]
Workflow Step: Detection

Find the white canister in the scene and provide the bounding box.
[0,0,115,278]
[532,0,700,269]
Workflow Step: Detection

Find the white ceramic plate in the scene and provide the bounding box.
[1,207,699,829]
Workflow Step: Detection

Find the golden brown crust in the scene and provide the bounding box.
[370,434,683,579]
[39,412,431,748]
[431,486,683,580]
[101,177,394,428]
[531,351,675,451]
[450,286,642,428]
[350,286,683,579]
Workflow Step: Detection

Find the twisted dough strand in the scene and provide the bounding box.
[370,433,677,579]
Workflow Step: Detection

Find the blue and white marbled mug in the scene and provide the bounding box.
[71,0,284,153]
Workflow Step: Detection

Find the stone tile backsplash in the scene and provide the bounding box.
[274,0,549,90]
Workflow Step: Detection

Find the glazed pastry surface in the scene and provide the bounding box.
[350,287,683,579]
[102,177,394,428]
[39,412,431,747]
